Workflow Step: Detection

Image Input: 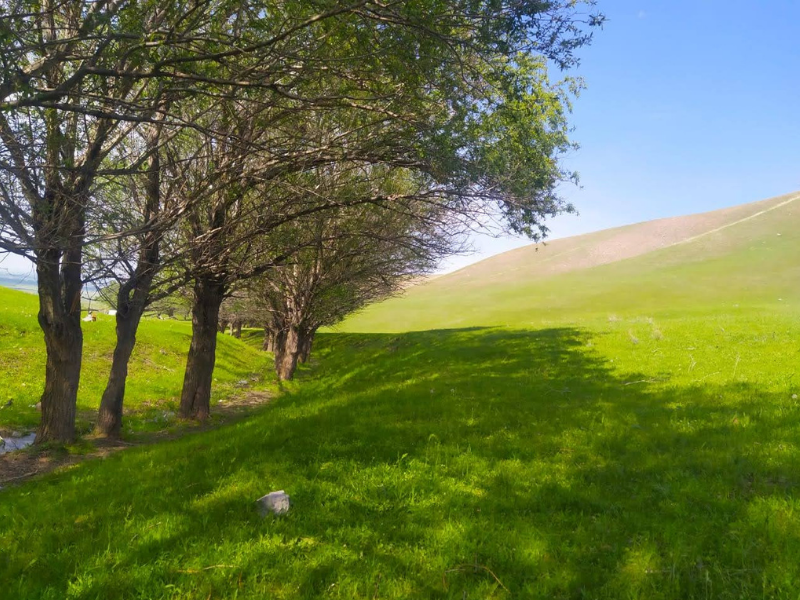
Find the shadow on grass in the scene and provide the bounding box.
[3,327,800,599]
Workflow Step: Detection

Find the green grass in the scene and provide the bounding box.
[3,197,800,598]
[4,313,800,598]
[0,287,273,435]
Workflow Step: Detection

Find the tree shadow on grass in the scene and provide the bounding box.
[3,327,800,599]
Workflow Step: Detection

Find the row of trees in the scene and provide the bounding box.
[0,0,602,443]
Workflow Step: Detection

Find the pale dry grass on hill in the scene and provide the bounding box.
[442,191,800,286]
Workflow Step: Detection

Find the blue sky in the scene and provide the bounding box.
[442,0,800,271]
[2,0,798,278]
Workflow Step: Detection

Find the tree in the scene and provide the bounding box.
[0,0,291,441]
[244,165,460,380]
[86,114,190,437]
[0,0,602,439]
[0,1,161,442]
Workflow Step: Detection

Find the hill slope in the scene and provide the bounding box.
[0,286,272,433]
[6,192,800,599]
[342,191,800,331]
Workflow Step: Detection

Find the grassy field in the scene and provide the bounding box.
[3,194,800,598]
[0,286,273,436]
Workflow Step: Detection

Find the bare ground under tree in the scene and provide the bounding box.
[0,389,273,487]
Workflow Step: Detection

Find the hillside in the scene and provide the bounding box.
[5,193,800,598]
[342,191,800,331]
[0,286,273,434]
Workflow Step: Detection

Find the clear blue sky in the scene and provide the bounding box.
[442,0,800,271]
[2,0,798,277]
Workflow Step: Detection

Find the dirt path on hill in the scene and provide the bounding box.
[668,192,800,248]
[0,389,273,489]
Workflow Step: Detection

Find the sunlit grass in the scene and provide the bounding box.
[4,310,800,598]
[0,287,273,435]
[3,201,800,597]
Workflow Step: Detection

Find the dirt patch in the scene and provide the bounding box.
[0,389,273,488]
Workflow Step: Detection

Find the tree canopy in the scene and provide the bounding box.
[0,0,603,442]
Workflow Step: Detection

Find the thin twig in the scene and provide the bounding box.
[176,565,236,574]
[0,470,39,483]
[442,564,509,593]
[623,378,665,386]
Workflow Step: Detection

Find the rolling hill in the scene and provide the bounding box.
[342,191,800,331]
[5,192,800,599]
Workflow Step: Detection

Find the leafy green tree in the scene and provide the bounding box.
[0,0,602,439]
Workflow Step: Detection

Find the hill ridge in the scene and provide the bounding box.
[341,190,800,332]
[668,192,800,250]
[437,190,799,285]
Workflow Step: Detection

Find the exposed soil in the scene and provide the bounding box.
[0,389,273,488]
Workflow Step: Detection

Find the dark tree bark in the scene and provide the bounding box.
[31,112,108,443]
[97,136,162,438]
[275,323,301,380]
[233,321,242,338]
[298,326,317,363]
[262,326,276,352]
[179,277,226,420]
[36,249,83,444]
[262,312,284,352]
[96,308,141,437]
[96,263,156,436]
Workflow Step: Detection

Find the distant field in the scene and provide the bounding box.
[3,193,800,599]
[0,274,37,295]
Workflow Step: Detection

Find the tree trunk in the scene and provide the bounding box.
[96,291,149,437]
[97,312,141,437]
[262,327,276,352]
[233,321,242,339]
[298,326,317,363]
[179,278,225,420]
[275,324,300,381]
[97,132,162,438]
[35,250,83,444]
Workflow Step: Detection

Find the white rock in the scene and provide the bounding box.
[257,490,291,516]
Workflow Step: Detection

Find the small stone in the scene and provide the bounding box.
[257,490,291,516]
[793,394,798,400]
